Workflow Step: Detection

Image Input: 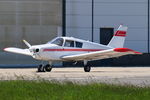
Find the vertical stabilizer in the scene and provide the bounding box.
[107,25,128,48]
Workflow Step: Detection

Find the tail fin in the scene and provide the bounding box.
[107,25,128,48]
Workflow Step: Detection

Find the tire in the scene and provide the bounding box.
[84,65,91,72]
[45,64,52,72]
[37,65,45,72]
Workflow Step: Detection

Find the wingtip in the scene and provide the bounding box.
[114,48,142,54]
[134,52,142,55]
[3,48,7,51]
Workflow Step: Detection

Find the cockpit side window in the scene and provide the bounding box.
[51,38,63,46]
[75,41,83,48]
[64,40,74,47]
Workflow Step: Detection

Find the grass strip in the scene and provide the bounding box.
[0,80,149,100]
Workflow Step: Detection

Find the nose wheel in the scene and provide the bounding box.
[37,64,52,72]
[45,64,52,72]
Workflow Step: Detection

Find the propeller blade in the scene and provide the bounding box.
[23,40,31,48]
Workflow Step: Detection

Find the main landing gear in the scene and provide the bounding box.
[83,60,91,72]
[37,61,91,72]
[37,64,52,72]
[84,65,91,72]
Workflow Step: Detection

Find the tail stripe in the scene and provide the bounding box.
[114,31,126,37]
[107,25,128,48]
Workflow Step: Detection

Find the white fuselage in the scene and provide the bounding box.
[30,37,113,61]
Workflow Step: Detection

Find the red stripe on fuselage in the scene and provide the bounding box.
[114,31,126,37]
[43,49,104,52]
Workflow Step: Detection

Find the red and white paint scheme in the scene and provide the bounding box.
[4,25,142,72]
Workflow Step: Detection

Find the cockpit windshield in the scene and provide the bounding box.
[47,37,64,46]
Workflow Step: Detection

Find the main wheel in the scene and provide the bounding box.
[84,65,91,72]
[45,64,52,72]
[37,64,45,72]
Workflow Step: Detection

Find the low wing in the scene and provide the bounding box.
[4,47,31,56]
[61,48,142,61]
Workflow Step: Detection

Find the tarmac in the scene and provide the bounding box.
[0,67,150,87]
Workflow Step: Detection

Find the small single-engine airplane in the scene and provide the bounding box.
[4,25,142,72]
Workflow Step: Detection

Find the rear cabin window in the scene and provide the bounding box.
[75,41,83,48]
[64,40,74,47]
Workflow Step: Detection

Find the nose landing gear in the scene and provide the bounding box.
[37,64,44,72]
[37,64,52,72]
[45,64,52,72]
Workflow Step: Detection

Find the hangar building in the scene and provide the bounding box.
[65,0,148,53]
[0,0,149,64]
[0,0,62,64]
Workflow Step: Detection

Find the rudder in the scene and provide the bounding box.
[107,25,128,48]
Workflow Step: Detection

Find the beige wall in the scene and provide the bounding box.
[0,0,62,64]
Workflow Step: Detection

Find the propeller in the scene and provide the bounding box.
[23,40,41,59]
[23,40,31,48]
